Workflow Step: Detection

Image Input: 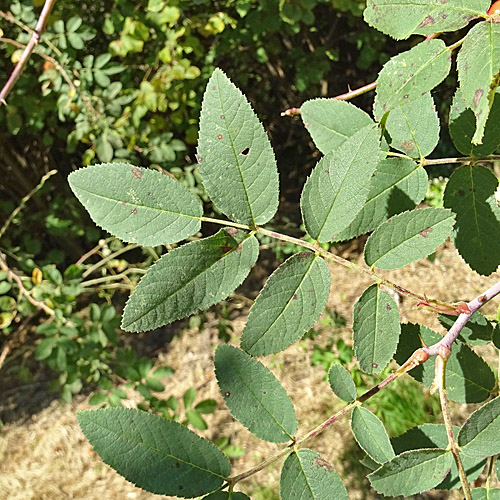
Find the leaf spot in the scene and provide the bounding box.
[131,208,138,215]
[220,114,225,119]
[473,89,484,108]
[131,166,142,179]
[224,392,231,398]
[417,14,434,27]
[372,362,378,369]
[458,189,465,197]
[386,304,392,311]
[314,457,334,472]
[292,293,298,300]
[217,133,223,140]
[419,227,433,238]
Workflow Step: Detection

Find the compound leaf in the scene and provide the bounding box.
[301,98,374,154]
[197,68,279,225]
[328,364,357,402]
[368,449,453,496]
[77,408,230,497]
[443,165,500,275]
[391,424,486,489]
[364,208,455,270]
[351,407,395,464]
[449,88,500,157]
[215,345,297,443]
[374,39,451,120]
[457,22,500,144]
[353,284,400,375]
[364,0,489,40]
[301,125,380,242]
[335,158,428,242]
[69,163,202,246]
[280,449,348,500]
[241,252,330,356]
[385,92,440,158]
[122,229,258,332]
[459,396,500,458]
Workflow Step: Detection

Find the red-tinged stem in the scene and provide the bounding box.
[0,0,57,105]
[424,280,500,357]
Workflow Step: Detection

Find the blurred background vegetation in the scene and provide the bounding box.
[1,0,452,444]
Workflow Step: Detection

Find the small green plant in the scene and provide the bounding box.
[67,1,500,499]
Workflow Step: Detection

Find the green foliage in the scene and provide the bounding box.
[69,163,203,246]
[350,407,395,464]
[301,125,380,242]
[352,284,400,374]
[52,1,500,497]
[198,69,279,226]
[364,208,456,270]
[121,229,258,331]
[241,252,330,356]
[214,345,297,443]
[280,449,349,500]
[77,408,231,496]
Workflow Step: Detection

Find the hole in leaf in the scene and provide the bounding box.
[240,147,250,156]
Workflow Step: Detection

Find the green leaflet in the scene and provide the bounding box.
[374,39,452,121]
[395,324,495,403]
[328,364,357,402]
[301,125,380,242]
[68,163,202,246]
[459,396,500,458]
[368,449,453,496]
[457,22,500,144]
[449,88,500,157]
[443,165,500,276]
[301,98,374,154]
[335,157,428,242]
[352,284,400,375]
[364,0,488,40]
[439,312,494,346]
[214,345,297,443]
[280,449,348,500]
[77,408,230,497]
[385,92,440,158]
[121,229,259,332]
[351,407,395,464]
[241,252,330,356]
[392,424,486,490]
[471,488,500,500]
[197,68,279,225]
[364,208,455,270]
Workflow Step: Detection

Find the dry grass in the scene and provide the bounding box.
[1,242,499,500]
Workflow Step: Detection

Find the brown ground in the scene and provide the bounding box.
[1,242,499,500]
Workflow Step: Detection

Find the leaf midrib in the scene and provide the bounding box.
[216,71,256,226]
[74,185,201,220]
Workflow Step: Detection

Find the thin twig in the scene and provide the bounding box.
[434,351,472,500]
[82,244,139,278]
[0,0,57,105]
[0,36,102,116]
[0,169,57,240]
[0,254,55,316]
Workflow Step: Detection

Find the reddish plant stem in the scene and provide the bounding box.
[0,0,57,105]
[424,280,500,357]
